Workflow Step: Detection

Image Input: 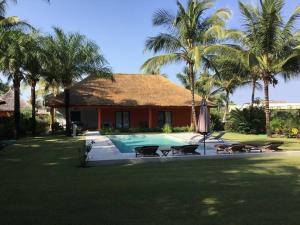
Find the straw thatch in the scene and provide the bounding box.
[0,89,31,112]
[0,97,5,105]
[47,74,214,107]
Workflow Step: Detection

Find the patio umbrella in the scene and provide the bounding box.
[198,98,210,155]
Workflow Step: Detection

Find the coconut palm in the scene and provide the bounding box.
[208,55,261,122]
[142,0,231,130]
[0,29,26,138]
[45,27,112,136]
[236,0,300,136]
[0,0,33,29]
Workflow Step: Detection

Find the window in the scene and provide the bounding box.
[70,111,81,122]
[158,111,172,128]
[115,112,130,129]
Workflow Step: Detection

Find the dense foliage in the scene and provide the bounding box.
[225,107,266,134]
[270,111,300,137]
[0,112,49,140]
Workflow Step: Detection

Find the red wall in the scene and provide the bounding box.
[100,106,192,128]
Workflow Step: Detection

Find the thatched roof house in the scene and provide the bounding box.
[48,74,213,129]
[0,89,30,117]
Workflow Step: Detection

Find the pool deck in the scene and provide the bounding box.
[85,131,297,165]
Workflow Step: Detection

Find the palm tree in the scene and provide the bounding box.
[209,56,260,122]
[236,0,300,136]
[23,32,46,135]
[176,67,193,90]
[0,0,33,29]
[142,0,231,130]
[0,29,26,138]
[45,27,112,136]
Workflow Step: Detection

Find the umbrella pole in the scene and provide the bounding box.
[204,134,206,155]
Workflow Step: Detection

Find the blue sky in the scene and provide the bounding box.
[3,0,300,104]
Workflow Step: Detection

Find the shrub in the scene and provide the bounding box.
[270,117,285,135]
[270,111,300,137]
[173,126,189,132]
[52,122,64,132]
[0,113,50,140]
[225,106,266,134]
[210,111,224,131]
[162,124,172,133]
[0,117,14,140]
[79,142,91,167]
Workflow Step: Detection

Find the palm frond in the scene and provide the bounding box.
[141,53,181,73]
[144,33,183,53]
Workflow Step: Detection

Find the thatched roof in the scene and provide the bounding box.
[0,97,5,105]
[47,74,214,107]
[0,89,31,111]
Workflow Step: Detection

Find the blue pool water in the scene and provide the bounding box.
[108,134,188,153]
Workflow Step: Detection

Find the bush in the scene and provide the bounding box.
[225,106,266,134]
[270,111,300,137]
[0,113,50,140]
[162,124,172,133]
[210,111,224,131]
[52,122,64,132]
[270,117,286,135]
[173,126,190,132]
[0,117,14,140]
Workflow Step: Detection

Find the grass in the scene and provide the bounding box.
[1,135,300,224]
[223,132,300,150]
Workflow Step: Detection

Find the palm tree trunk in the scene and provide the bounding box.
[31,80,37,136]
[13,77,21,139]
[188,63,197,131]
[223,91,230,123]
[263,78,272,137]
[64,87,71,136]
[250,79,256,107]
[50,107,55,134]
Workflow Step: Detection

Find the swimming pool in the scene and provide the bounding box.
[108,134,188,153]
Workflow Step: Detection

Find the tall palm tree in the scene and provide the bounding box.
[0,29,26,139]
[45,27,112,136]
[23,32,46,135]
[236,0,300,136]
[142,0,231,130]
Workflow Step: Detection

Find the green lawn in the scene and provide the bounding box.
[1,135,300,225]
[223,132,300,150]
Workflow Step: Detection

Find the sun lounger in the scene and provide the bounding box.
[197,132,225,143]
[171,145,200,155]
[246,142,284,152]
[215,144,246,154]
[209,132,225,142]
[135,146,160,157]
[261,142,284,151]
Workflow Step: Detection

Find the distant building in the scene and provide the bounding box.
[0,89,31,117]
[230,100,300,112]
